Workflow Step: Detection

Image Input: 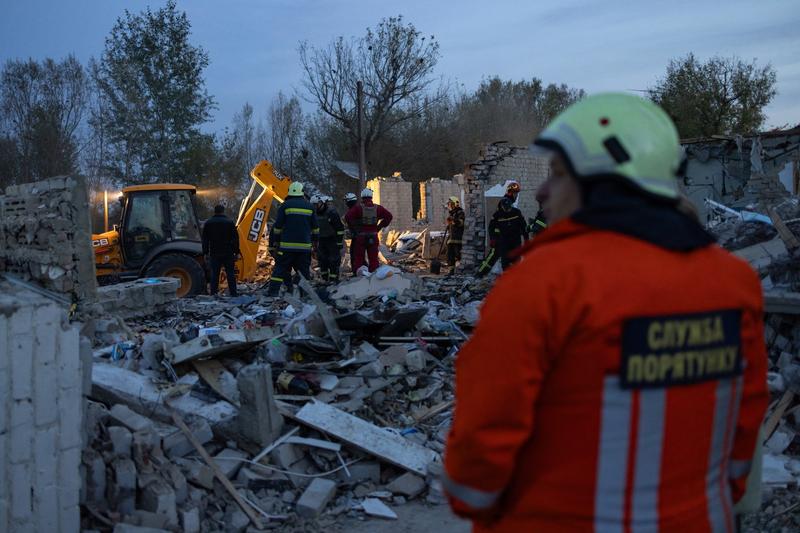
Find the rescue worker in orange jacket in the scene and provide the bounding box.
[444,93,768,532]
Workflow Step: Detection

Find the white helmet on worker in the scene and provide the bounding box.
[361,188,374,198]
[287,182,304,197]
[344,192,358,203]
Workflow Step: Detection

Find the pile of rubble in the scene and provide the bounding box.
[709,198,800,531]
[82,268,492,531]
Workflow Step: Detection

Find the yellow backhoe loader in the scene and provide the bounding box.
[92,160,291,297]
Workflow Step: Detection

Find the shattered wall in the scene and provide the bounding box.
[0,175,97,303]
[460,142,550,269]
[417,177,465,231]
[367,176,414,233]
[683,127,800,220]
[0,280,86,532]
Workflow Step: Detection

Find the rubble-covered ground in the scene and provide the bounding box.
[710,198,800,532]
[83,238,491,532]
[82,202,800,532]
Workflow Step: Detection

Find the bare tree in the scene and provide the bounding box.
[299,15,443,177]
[232,103,256,171]
[0,55,88,183]
[265,92,304,177]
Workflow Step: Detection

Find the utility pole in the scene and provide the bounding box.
[357,80,366,190]
[103,190,109,232]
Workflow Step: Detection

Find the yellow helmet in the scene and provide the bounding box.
[534,93,682,200]
[448,196,459,205]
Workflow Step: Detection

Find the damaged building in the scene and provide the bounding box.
[1,125,800,532]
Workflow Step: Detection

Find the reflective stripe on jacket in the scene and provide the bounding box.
[317,206,345,245]
[445,218,768,532]
[270,197,319,251]
[488,206,528,249]
[447,206,465,244]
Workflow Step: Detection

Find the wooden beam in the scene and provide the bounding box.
[169,409,264,529]
[763,390,795,441]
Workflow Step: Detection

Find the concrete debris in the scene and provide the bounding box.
[29,211,493,532]
[387,472,426,498]
[295,478,338,518]
[361,497,398,519]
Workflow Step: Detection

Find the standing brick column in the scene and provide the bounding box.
[460,142,550,270]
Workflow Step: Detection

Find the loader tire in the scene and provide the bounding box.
[144,253,205,297]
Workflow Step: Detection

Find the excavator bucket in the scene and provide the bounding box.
[235,160,292,281]
[250,160,292,200]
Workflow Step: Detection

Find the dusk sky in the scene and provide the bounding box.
[2,0,798,134]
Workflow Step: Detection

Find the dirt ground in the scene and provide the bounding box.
[338,502,471,532]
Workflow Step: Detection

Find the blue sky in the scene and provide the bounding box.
[2,0,798,134]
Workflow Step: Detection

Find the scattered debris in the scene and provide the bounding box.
[79,262,491,530]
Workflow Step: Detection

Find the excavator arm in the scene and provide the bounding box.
[234,160,292,281]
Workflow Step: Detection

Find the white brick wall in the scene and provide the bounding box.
[0,282,83,533]
[460,143,550,268]
[418,178,464,231]
[367,177,415,232]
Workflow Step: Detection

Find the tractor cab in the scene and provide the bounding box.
[94,184,206,296]
[119,185,201,267]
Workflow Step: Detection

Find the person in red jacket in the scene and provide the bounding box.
[444,93,768,532]
[344,187,392,273]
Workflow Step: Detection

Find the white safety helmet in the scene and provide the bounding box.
[344,192,358,202]
[310,194,323,205]
[361,188,374,198]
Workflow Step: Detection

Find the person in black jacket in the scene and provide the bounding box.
[267,182,319,296]
[313,195,345,282]
[202,204,239,296]
[477,197,528,276]
[446,196,465,273]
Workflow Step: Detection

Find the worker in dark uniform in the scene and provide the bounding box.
[267,182,318,296]
[343,192,360,272]
[202,204,239,297]
[527,207,548,238]
[446,196,465,273]
[312,194,345,282]
[477,197,528,276]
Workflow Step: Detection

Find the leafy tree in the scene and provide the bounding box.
[0,55,88,185]
[649,54,777,138]
[92,0,215,183]
[299,16,444,179]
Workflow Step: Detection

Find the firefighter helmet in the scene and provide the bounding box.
[287,182,304,197]
[533,92,682,200]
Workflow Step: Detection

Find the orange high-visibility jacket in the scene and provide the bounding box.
[444,219,768,533]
